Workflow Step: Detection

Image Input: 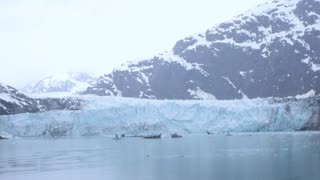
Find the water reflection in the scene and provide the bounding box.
[0,132,319,180]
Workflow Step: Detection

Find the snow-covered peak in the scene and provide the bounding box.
[112,0,319,74]
[24,72,99,94]
[111,0,320,74]
[246,0,300,15]
[184,0,319,53]
[84,0,320,100]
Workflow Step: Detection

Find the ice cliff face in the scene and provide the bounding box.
[0,96,319,137]
[84,0,320,100]
[0,83,82,115]
[24,72,98,94]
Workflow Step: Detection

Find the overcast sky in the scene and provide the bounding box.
[0,0,265,88]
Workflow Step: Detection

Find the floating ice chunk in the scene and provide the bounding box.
[0,131,14,139]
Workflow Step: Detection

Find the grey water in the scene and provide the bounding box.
[0,132,320,180]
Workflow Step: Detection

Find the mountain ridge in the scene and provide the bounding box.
[0,83,82,115]
[84,0,320,100]
[23,72,98,94]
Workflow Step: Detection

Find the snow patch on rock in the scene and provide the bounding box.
[159,51,209,76]
[296,90,316,99]
[188,87,216,100]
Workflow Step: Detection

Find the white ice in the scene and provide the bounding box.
[0,96,318,137]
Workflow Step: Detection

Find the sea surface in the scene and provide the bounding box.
[0,132,320,180]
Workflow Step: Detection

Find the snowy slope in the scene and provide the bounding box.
[24,72,98,94]
[84,0,320,100]
[0,83,43,115]
[0,83,82,115]
[0,95,319,137]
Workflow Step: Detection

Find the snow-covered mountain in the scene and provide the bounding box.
[0,95,319,137]
[24,72,98,94]
[84,0,320,100]
[0,83,82,115]
[0,83,43,115]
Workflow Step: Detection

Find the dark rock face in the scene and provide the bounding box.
[300,99,320,130]
[84,0,320,100]
[0,83,82,115]
[0,84,41,115]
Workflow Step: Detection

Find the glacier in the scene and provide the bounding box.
[0,96,319,137]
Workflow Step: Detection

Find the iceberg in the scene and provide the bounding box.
[0,131,14,139]
[0,96,319,137]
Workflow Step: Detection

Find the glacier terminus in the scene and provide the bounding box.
[0,95,319,137]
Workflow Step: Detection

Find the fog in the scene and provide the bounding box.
[0,0,264,88]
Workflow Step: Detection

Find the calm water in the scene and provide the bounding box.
[0,132,320,180]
